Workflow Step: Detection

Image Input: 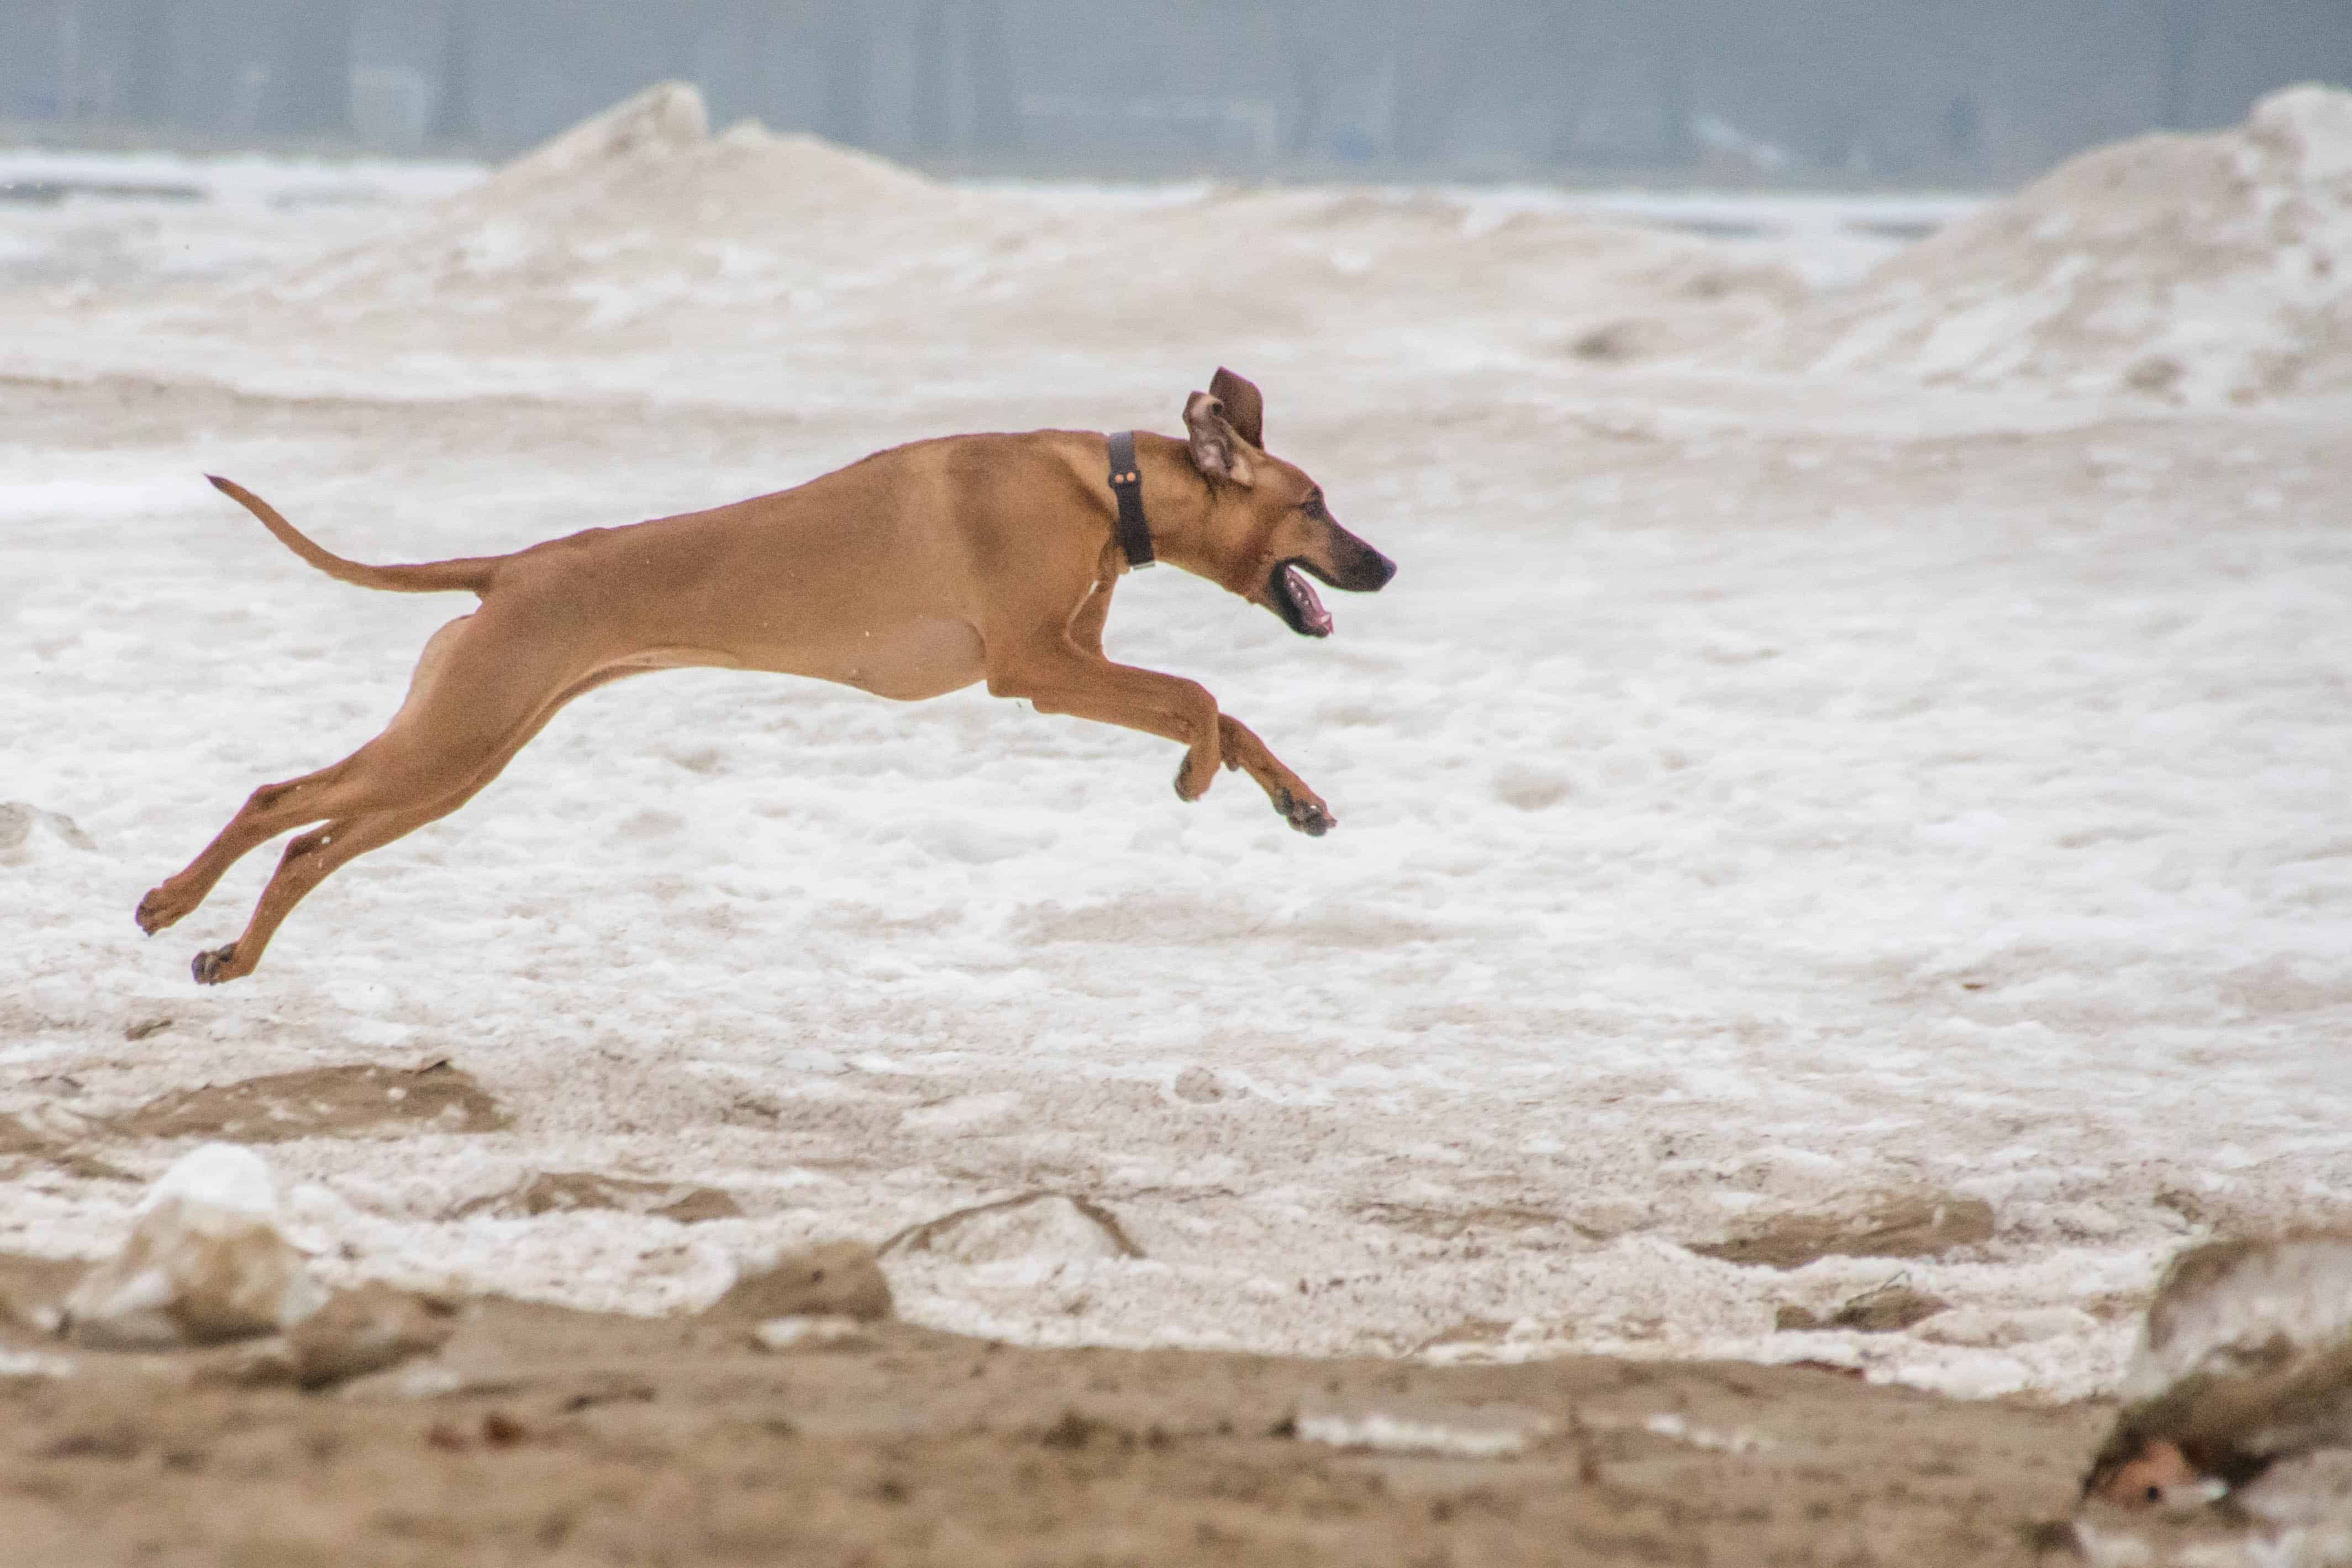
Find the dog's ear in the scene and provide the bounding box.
[1208,367,1263,449]
[1183,391,1256,487]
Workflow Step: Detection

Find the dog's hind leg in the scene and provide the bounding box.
[188,805,449,985]
[186,665,641,985]
[136,760,359,936]
[135,614,498,936]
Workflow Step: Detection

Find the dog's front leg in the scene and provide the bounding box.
[987,646,1224,802]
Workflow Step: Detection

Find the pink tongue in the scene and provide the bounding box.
[1290,569,1333,632]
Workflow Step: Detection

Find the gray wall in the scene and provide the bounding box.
[3,0,2348,182]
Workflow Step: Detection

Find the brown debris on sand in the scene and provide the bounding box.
[277,1285,459,1390]
[1776,1280,1950,1334]
[703,1241,894,1325]
[1693,1191,1996,1270]
[455,1171,740,1224]
[883,1192,1144,1264]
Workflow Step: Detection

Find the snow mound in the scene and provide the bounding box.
[209,81,954,348]
[503,79,709,180]
[0,802,95,867]
[161,82,1790,361]
[1761,83,2352,403]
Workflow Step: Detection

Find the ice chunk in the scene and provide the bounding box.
[61,1143,327,1349]
[1292,1393,1554,1458]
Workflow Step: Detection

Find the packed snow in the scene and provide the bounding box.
[4,84,2350,1404]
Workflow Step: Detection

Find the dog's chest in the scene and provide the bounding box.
[792,616,987,702]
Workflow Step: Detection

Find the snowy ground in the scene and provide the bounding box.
[4,147,2349,1405]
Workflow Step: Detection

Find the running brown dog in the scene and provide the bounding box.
[136,369,1397,984]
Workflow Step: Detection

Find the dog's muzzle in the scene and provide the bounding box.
[1270,530,1395,638]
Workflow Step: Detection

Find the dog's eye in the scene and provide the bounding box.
[1301,492,1325,519]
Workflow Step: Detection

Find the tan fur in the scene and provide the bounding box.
[2088,1438,2201,1506]
[138,372,1395,984]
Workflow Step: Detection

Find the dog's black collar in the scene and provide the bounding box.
[1106,430,1155,570]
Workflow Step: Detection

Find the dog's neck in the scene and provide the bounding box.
[1125,432,1244,588]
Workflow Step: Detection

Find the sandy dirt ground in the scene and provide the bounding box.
[0,1253,2103,1567]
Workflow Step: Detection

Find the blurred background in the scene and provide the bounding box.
[3,0,2348,183]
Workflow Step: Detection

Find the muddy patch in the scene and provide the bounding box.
[455,1171,740,1223]
[706,1241,893,1323]
[0,1111,72,1160]
[0,1110,138,1183]
[0,1253,88,1330]
[1693,1192,1996,1270]
[1356,1201,1608,1242]
[113,1059,507,1143]
[1776,1280,1950,1333]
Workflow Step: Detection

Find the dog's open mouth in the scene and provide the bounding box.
[1270,560,1334,638]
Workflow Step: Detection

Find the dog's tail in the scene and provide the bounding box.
[207,475,502,596]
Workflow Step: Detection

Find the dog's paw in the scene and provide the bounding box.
[1173,754,1219,803]
[190,944,239,986]
[135,886,185,935]
[1272,788,1335,838]
[138,883,199,930]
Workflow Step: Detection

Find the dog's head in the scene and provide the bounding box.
[1178,368,1395,638]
